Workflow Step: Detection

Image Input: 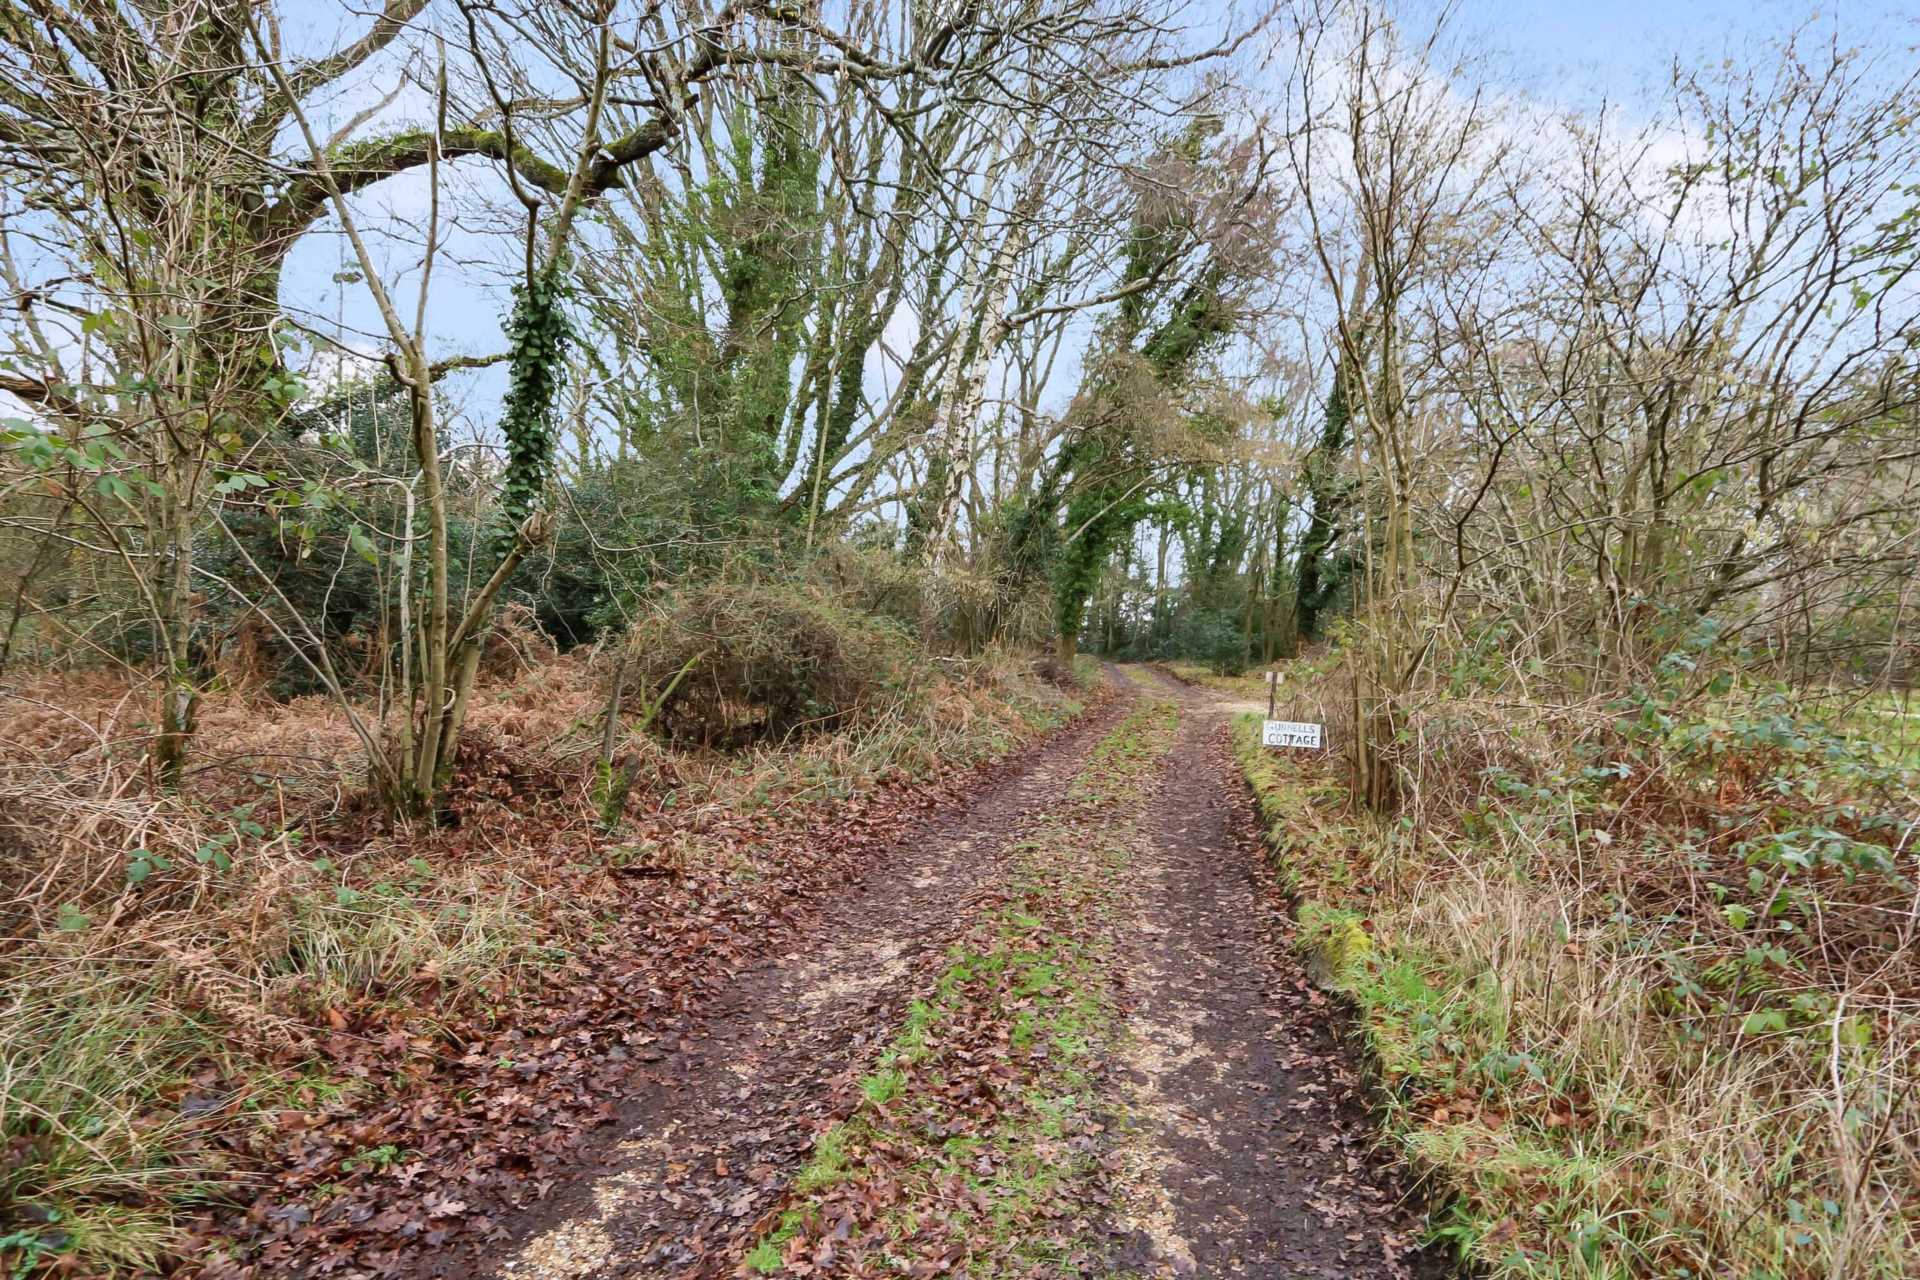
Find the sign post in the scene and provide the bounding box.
[1261,719,1323,750]
[1261,669,1322,750]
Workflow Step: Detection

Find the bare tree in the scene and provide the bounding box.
[1280,0,1509,807]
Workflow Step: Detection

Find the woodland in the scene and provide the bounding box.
[1,1,1917,1277]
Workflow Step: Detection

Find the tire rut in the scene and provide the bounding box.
[486,676,1137,1280]
[1104,669,1439,1278]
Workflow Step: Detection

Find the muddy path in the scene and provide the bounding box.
[477,670,1140,1279]
[1103,667,1438,1278]
[432,665,1437,1279]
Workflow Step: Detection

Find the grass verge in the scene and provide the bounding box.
[1233,684,1920,1280]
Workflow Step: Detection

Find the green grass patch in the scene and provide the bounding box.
[0,964,233,1277]
[745,698,1180,1275]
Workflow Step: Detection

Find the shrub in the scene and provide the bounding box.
[1174,605,1249,675]
[622,582,929,749]
[805,539,923,634]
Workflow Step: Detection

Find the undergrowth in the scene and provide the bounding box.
[1235,659,1920,1279]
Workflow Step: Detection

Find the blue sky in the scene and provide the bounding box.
[1470,0,1904,104]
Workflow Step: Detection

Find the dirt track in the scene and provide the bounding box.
[1104,666,1436,1278]
[478,681,1137,1279]
[443,667,1436,1278]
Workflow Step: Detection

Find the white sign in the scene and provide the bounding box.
[1262,719,1323,750]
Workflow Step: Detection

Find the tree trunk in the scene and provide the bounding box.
[152,438,201,789]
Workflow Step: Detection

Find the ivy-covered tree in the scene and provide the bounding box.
[1292,343,1361,642]
[1048,262,1240,665]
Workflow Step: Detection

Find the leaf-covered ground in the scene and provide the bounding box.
[152,665,1101,1279]
[436,666,1444,1280]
